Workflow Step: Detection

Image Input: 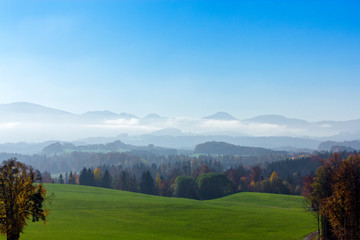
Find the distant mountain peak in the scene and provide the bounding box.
[203,112,237,121]
[0,102,73,115]
[143,113,164,120]
[118,113,138,119]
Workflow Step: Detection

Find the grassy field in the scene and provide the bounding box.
[21,184,316,240]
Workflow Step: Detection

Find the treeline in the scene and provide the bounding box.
[42,153,333,199]
[0,150,294,174]
[41,141,180,156]
[303,153,360,240]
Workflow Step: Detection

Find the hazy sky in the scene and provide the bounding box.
[0,0,359,121]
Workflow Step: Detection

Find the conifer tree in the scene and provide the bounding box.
[139,170,155,195]
[102,170,112,188]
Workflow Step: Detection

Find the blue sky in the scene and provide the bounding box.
[0,0,359,121]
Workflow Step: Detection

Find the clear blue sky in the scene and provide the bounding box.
[0,0,359,121]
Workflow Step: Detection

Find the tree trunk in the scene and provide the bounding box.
[317,212,320,240]
[7,232,20,240]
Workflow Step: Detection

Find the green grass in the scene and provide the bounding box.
[20,184,316,240]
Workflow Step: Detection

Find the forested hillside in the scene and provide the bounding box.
[194,141,287,156]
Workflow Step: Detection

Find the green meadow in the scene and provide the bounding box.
[21,184,316,240]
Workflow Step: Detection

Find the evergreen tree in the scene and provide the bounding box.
[59,174,64,184]
[102,169,112,188]
[139,170,155,195]
[79,167,89,186]
[87,168,95,186]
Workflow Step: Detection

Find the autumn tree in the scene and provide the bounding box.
[41,171,52,183]
[311,154,341,240]
[305,153,359,240]
[225,166,247,192]
[155,173,161,192]
[268,171,290,194]
[324,155,360,240]
[250,165,262,183]
[93,168,103,187]
[73,172,79,184]
[158,178,168,196]
[0,159,48,240]
[68,171,76,184]
[199,164,210,175]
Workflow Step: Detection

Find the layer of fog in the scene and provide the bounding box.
[0,116,344,143]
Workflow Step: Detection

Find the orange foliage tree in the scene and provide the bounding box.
[307,154,360,240]
[93,168,103,186]
[324,155,360,240]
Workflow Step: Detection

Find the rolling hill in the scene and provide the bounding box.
[194,141,287,156]
[21,184,316,240]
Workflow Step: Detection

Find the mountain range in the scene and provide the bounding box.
[0,102,360,151]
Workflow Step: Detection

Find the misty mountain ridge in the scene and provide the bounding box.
[0,102,72,115]
[143,114,165,120]
[1,102,360,144]
[203,112,238,120]
[1,102,358,124]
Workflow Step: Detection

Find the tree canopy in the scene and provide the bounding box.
[173,176,199,199]
[197,173,232,199]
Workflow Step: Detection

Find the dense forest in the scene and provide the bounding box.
[2,140,357,200]
[36,151,357,200]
